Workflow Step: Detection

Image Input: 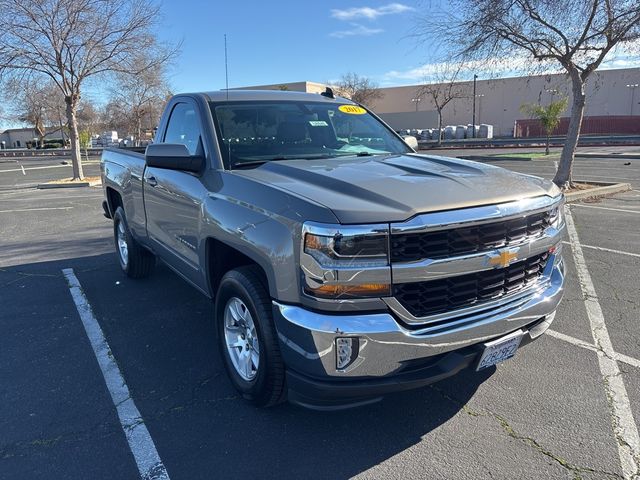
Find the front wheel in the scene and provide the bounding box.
[113,207,155,278]
[215,266,286,407]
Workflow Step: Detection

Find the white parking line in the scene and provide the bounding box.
[0,206,73,213]
[0,161,100,174]
[62,269,170,480]
[547,329,640,369]
[562,241,640,259]
[565,207,640,479]
[573,204,640,214]
[0,164,70,173]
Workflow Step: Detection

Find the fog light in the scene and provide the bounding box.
[336,337,359,370]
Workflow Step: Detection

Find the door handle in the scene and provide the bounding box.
[147,176,158,187]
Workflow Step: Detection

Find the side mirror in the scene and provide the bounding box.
[402,135,419,150]
[145,143,204,173]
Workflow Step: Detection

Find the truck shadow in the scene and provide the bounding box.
[2,253,494,480]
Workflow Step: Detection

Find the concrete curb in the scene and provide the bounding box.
[37,180,101,189]
[575,153,640,160]
[457,155,534,162]
[457,154,561,162]
[564,181,631,203]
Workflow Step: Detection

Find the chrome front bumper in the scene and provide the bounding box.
[273,260,564,380]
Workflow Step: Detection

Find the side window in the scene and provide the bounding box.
[163,103,201,155]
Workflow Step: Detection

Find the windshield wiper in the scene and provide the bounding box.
[231,156,291,169]
[231,154,343,169]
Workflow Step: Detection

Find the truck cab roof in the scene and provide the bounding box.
[198,89,355,104]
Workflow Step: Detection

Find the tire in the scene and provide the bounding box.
[216,265,286,407]
[113,206,155,279]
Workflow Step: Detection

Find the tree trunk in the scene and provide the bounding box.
[554,69,586,188]
[65,94,85,180]
[545,133,550,155]
[35,119,46,149]
[437,110,443,146]
[136,114,142,147]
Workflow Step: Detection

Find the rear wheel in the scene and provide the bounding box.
[113,207,155,278]
[216,266,286,407]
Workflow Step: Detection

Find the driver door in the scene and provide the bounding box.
[144,100,207,288]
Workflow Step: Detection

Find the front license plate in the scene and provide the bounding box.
[476,330,524,371]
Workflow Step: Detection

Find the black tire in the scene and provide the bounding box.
[113,206,155,279]
[215,266,286,407]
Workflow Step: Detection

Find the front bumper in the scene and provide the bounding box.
[273,260,564,408]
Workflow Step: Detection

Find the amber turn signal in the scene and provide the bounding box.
[305,282,391,299]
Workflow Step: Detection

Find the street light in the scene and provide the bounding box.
[411,97,421,112]
[545,88,559,98]
[626,84,639,116]
[472,74,478,137]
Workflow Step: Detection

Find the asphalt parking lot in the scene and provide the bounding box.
[1,152,639,479]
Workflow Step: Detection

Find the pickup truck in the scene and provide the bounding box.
[101,89,565,410]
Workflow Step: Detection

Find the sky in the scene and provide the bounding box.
[157,1,433,91]
[2,1,639,130]
[156,0,640,93]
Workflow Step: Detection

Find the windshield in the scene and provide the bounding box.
[209,100,412,168]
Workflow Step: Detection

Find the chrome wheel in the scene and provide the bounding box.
[117,221,128,266]
[224,297,260,381]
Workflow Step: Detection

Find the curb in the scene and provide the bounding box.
[575,153,640,160]
[457,155,534,162]
[37,180,101,189]
[564,182,631,203]
[457,154,561,162]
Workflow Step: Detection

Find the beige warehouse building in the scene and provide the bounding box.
[243,67,640,137]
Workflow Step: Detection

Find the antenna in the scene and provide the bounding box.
[224,34,229,100]
[224,34,232,168]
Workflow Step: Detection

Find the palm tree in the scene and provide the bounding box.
[520,98,568,155]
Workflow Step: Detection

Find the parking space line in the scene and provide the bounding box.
[573,204,640,214]
[62,268,170,480]
[562,241,640,259]
[0,164,71,173]
[547,330,640,369]
[565,207,640,479]
[0,207,73,213]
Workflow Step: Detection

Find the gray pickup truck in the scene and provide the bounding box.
[101,89,565,409]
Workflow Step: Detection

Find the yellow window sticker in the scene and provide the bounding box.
[338,105,367,115]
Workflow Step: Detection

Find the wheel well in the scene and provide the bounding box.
[206,238,269,297]
[106,187,123,216]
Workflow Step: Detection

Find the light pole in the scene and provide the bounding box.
[545,88,559,99]
[626,84,639,115]
[411,97,421,112]
[472,74,478,137]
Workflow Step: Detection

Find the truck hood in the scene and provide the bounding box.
[233,154,560,224]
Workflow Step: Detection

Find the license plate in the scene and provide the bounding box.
[476,330,524,371]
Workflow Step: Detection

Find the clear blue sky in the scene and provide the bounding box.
[158,1,425,92]
[156,1,639,93]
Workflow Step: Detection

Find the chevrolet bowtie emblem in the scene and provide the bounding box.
[487,248,520,269]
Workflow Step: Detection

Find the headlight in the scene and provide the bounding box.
[302,223,391,299]
[304,231,388,268]
[548,198,565,228]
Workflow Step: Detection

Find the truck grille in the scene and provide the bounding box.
[391,211,551,262]
[393,252,549,318]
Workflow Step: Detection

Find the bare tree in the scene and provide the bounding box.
[4,79,60,148]
[418,0,640,188]
[416,64,468,146]
[0,0,177,179]
[76,100,102,136]
[8,81,49,148]
[108,59,171,145]
[334,73,385,107]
